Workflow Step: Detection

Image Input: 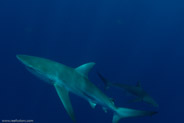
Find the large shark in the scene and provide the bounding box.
[16,55,157,123]
[97,72,159,107]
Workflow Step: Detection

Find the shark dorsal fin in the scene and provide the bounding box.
[75,62,95,77]
[136,81,141,87]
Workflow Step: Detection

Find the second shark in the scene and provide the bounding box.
[97,72,158,107]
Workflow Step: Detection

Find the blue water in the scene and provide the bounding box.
[0,0,184,123]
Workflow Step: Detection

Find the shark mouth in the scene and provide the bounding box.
[26,66,55,85]
[26,66,40,75]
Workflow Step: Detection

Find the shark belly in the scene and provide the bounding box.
[57,73,115,111]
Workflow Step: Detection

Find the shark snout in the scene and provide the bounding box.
[16,54,39,69]
[16,55,31,66]
[16,54,27,62]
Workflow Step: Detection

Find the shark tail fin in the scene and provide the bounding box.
[113,107,157,123]
[97,72,111,89]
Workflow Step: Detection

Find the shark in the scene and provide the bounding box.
[16,55,157,123]
[97,72,159,107]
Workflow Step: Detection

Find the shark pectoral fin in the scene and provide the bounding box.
[128,97,142,103]
[75,62,95,77]
[54,84,76,122]
[88,100,96,109]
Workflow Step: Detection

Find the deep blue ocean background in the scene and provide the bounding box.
[0,0,184,123]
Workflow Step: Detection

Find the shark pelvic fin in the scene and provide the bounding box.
[88,100,97,109]
[102,107,108,113]
[54,84,76,122]
[75,62,95,77]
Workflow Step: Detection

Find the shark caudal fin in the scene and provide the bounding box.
[113,107,157,123]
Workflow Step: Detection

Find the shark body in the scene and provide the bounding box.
[97,72,158,107]
[17,55,157,123]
